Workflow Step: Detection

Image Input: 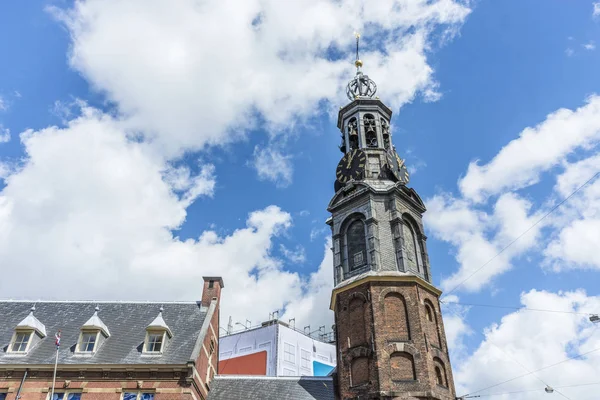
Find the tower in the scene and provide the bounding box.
[328,35,456,400]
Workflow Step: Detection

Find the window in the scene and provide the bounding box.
[301,349,310,369]
[146,332,164,352]
[283,343,295,363]
[209,338,215,355]
[208,280,214,288]
[425,305,433,322]
[49,392,82,400]
[0,393,6,400]
[11,331,32,352]
[346,220,367,271]
[435,366,445,387]
[79,331,98,352]
[123,393,154,400]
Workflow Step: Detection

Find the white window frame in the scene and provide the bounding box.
[8,330,34,353]
[47,390,83,400]
[121,391,155,400]
[143,330,166,354]
[75,330,100,353]
[300,349,311,369]
[283,342,295,364]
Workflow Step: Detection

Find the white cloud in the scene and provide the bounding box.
[49,0,470,162]
[455,289,600,400]
[459,95,600,202]
[252,145,294,187]
[282,238,335,333]
[0,125,9,143]
[426,192,542,293]
[543,154,600,270]
[583,41,596,51]
[461,95,600,202]
[565,47,575,57]
[594,2,600,17]
[310,226,329,241]
[0,96,6,111]
[279,244,306,264]
[0,105,337,331]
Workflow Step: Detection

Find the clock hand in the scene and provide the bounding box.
[346,151,355,169]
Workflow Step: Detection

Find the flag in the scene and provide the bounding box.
[55,330,61,348]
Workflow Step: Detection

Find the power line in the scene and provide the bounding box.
[462,345,600,397]
[442,300,595,316]
[474,381,600,397]
[444,306,570,400]
[442,171,600,299]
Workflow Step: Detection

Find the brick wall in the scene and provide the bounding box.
[0,374,198,400]
[334,278,456,400]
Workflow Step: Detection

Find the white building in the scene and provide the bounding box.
[218,320,336,377]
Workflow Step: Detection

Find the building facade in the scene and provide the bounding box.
[0,277,223,400]
[218,320,336,377]
[328,51,457,399]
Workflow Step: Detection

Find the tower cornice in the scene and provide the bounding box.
[328,181,426,214]
[329,272,442,311]
[337,98,393,130]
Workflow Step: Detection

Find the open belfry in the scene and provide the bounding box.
[328,35,456,400]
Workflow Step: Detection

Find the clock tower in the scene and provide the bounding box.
[328,35,456,400]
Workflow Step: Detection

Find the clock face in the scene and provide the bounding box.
[336,149,366,184]
[387,150,410,185]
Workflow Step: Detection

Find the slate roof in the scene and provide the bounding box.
[208,376,336,400]
[0,301,207,366]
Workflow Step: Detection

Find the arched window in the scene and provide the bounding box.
[381,118,390,149]
[346,220,367,271]
[390,352,416,381]
[425,304,433,322]
[402,219,423,275]
[435,366,444,386]
[434,358,448,387]
[351,356,369,386]
[347,118,359,151]
[348,297,366,346]
[384,293,410,340]
[364,114,377,147]
[424,300,442,348]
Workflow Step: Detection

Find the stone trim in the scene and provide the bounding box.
[330,275,442,311]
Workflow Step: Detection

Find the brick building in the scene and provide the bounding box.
[326,46,457,400]
[0,277,223,400]
[208,41,457,400]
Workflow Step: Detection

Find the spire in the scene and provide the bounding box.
[16,305,47,337]
[346,32,377,101]
[82,306,111,337]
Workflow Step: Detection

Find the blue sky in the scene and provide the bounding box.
[2,0,600,398]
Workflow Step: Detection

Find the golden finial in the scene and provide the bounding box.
[354,32,362,71]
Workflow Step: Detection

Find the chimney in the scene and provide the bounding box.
[201,276,224,307]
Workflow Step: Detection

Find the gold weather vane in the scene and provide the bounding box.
[354,32,363,71]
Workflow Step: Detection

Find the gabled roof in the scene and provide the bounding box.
[81,307,111,337]
[208,376,335,400]
[16,307,47,337]
[0,301,207,366]
[146,307,173,337]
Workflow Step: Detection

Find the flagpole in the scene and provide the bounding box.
[50,330,61,400]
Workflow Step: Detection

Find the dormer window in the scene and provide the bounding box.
[11,331,32,352]
[76,306,110,355]
[144,307,173,355]
[8,306,46,354]
[146,332,164,352]
[79,331,98,352]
